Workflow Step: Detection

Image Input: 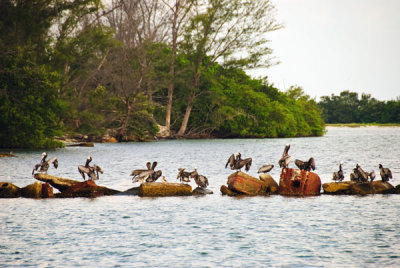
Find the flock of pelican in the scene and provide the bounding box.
[31,143,394,188]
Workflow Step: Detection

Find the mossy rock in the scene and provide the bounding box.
[58,180,120,198]
[322,181,354,195]
[34,173,80,192]
[220,185,238,196]
[351,181,395,195]
[0,182,21,198]
[139,182,192,197]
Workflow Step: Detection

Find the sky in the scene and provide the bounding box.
[247,0,400,101]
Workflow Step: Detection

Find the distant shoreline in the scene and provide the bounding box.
[326,123,400,127]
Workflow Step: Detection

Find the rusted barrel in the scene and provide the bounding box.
[278,168,321,196]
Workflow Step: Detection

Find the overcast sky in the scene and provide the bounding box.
[248,0,400,101]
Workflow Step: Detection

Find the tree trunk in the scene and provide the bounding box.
[177,92,195,136]
[118,97,136,140]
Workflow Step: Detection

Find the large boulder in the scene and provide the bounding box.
[220,185,238,196]
[0,182,21,198]
[138,182,192,197]
[323,181,395,195]
[34,173,80,192]
[259,173,279,194]
[351,181,395,195]
[278,168,321,196]
[58,180,120,198]
[21,182,43,198]
[322,181,354,195]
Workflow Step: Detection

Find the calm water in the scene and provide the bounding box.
[1,127,400,267]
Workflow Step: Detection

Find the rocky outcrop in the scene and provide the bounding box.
[278,168,321,196]
[220,185,238,196]
[0,182,21,198]
[323,181,396,195]
[138,182,192,197]
[259,173,279,194]
[21,182,43,198]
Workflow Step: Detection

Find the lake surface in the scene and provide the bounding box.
[1,126,400,267]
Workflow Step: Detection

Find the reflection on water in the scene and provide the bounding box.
[1,127,400,267]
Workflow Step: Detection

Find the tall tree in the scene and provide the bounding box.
[177,0,281,136]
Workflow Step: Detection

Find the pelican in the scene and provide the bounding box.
[177,168,193,183]
[190,169,209,188]
[355,164,369,183]
[78,156,103,180]
[278,144,291,168]
[332,162,344,182]
[369,170,376,182]
[225,152,252,172]
[131,162,153,182]
[295,157,315,171]
[146,170,162,182]
[258,164,274,174]
[379,164,392,182]
[32,152,58,175]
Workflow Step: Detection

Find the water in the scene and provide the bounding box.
[1,126,400,267]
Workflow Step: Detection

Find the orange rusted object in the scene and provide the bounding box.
[227,172,263,195]
[278,168,321,196]
[41,182,54,198]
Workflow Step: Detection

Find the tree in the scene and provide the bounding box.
[175,0,281,136]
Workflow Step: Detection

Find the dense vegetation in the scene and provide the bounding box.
[0,0,325,149]
[318,91,400,124]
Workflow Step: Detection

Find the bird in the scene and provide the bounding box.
[78,156,103,181]
[355,164,369,183]
[32,152,58,175]
[332,162,344,182]
[257,164,274,174]
[295,157,316,171]
[177,168,193,183]
[225,152,252,172]
[368,170,376,182]
[278,144,291,168]
[146,170,162,182]
[131,162,155,182]
[190,169,209,188]
[379,164,392,182]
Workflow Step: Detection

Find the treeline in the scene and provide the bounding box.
[318,91,400,124]
[0,0,325,149]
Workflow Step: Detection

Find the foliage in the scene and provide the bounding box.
[318,91,400,124]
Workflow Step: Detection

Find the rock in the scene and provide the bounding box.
[117,186,140,196]
[58,180,120,198]
[156,124,170,139]
[396,184,400,194]
[66,142,94,147]
[322,181,354,195]
[227,172,264,195]
[108,137,118,143]
[351,181,395,195]
[34,173,81,192]
[0,152,16,157]
[21,182,43,198]
[41,182,54,198]
[259,173,279,194]
[192,187,213,195]
[0,182,21,198]
[278,168,321,196]
[220,185,238,196]
[138,182,192,197]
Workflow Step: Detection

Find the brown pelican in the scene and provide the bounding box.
[190,169,209,188]
[332,162,344,182]
[78,156,103,180]
[258,164,274,174]
[131,162,154,182]
[350,164,369,183]
[32,152,58,175]
[278,144,291,168]
[177,168,193,183]
[369,170,376,182]
[379,164,392,182]
[146,170,162,182]
[225,152,252,172]
[295,157,315,171]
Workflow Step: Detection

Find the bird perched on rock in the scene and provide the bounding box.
[258,164,274,174]
[350,164,369,183]
[368,170,376,182]
[332,162,344,182]
[278,144,291,168]
[225,152,252,172]
[131,161,160,183]
[32,152,58,175]
[379,164,392,182]
[295,157,315,171]
[190,169,209,188]
[78,156,103,181]
[177,168,193,183]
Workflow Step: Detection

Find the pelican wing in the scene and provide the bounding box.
[47,157,58,169]
[32,163,41,175]
[225,154,235,169]
[78,165,89,179]
[309,157,315,170]
[258,164,274,173]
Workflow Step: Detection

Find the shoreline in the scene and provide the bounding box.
[326,123,400,127]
